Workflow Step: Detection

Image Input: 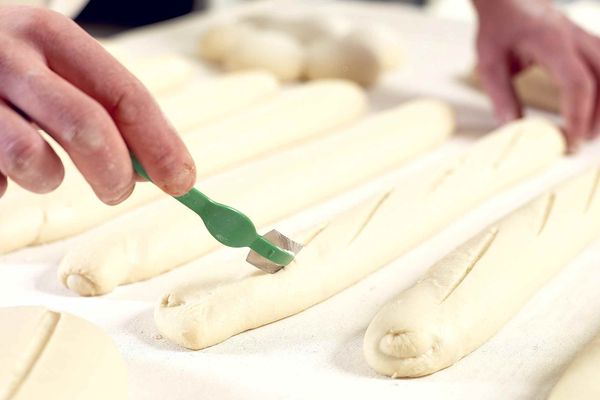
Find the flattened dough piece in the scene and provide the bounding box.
[548,332,600,400]
[0,72,282,254]
[59,99,453,296]
[153,118,564,350]
[365,167,600,378]
[0,306,127,400]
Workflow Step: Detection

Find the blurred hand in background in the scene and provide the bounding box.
[473,0,600,151]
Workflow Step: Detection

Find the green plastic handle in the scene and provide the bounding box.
[131,156,294,266]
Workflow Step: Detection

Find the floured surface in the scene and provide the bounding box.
[3,1,600,399]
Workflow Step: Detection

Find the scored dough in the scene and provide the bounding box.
[0,80,361,254]
[0,306,127,400]
[58,99,454,296]
[152,118,564,350]
[364,167,600,378]
[548,331,600,400]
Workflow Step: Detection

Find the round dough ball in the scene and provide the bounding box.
[0,306,127,400]
[199,22,254,63]
[347,25,403,70]
[242,13,352,44]
[223,30,305,81]
[306,36,381,87]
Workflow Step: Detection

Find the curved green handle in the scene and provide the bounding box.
[131,156,294,266]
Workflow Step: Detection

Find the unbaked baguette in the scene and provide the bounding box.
[120,53,196,96]
[0,306,127,400]
[364,167,600,378]
[58,99,454,296]
[152,118,564,350]
[548,331,600,400]
[0,79,358,254]
[157,71,279,132]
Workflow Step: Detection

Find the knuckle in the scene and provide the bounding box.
[11,7,56,36]
[110,81,148,126]
[63,105,112,153]
[4,136,40,175]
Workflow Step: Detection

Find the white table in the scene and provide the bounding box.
[2,1,600,399]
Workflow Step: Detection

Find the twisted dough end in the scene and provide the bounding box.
[64,274,99,297]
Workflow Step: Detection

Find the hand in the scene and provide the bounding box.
[473,0,600,151]
[0,6,196,203]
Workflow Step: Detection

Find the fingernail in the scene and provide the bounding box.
[164,162,196,196]
[103,180,135,205]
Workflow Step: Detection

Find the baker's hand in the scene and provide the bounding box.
[0,6,196,202]
[473,0,600,151]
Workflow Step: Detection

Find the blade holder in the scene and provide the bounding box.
[131,155,302,272]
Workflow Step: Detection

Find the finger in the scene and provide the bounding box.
[477,50,523,124]
[0,60,135,205]
[0,173,7,198]
[545,55,594,152]
[29,12,196,195]
[575,28,600,138]
[0,100,64,193]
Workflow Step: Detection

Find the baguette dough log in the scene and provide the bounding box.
[223,30,305,81]
[59,99,452,296]
[158,71,278,132]
[123,54,195,96]
[0,306,127,400]
[154,118,564,350]
[0,72,281,254]
[548,332,600,400]
[364,167,600,378]
[306,36,381,87]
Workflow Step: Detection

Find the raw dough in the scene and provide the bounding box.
[1,78,355,255]
[469,65,559,113]
[59,99,454,296]
[199,22,255,63]
[153,118,564,350]
[242,14,352,44]
[223,30,305,81]
[157,71,279,132]
[0,306,127,400]
[364,167,600,378]
[548,331,600,400]
[346,26,403,70]
[123,54,196,96]
[306,36,381,87]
